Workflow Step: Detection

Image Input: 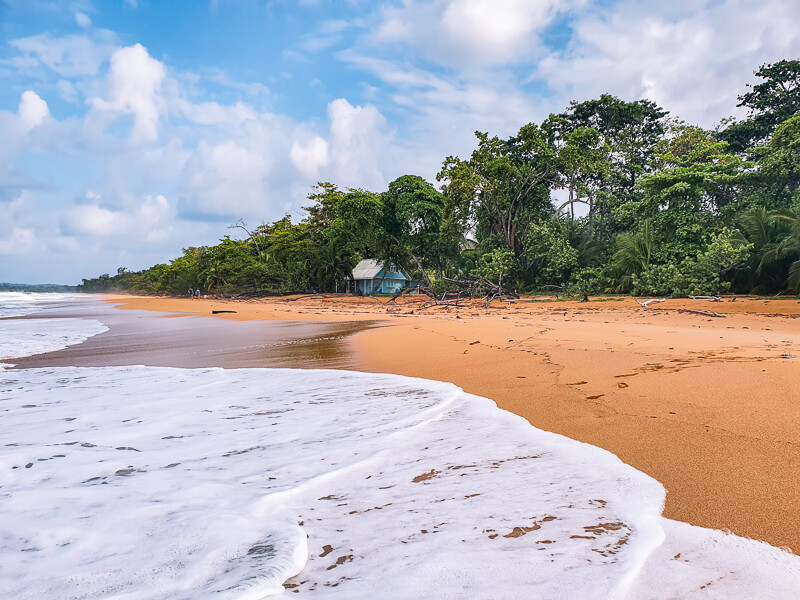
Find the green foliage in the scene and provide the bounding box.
[631,229,751,296]
[438,124,558,258]
[475,248,517,288]
[523,219,580,283]
[611,220,654,291]
[568,266,610,295]
[719,59,800,152]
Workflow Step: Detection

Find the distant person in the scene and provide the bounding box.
[195,288,201,299]
[188,287,193,299]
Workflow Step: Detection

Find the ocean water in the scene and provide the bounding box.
[0,291,86,317]
[0,293,108,362]
[1,294,800,599]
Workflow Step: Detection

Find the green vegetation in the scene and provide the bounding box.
[80,60,800,298]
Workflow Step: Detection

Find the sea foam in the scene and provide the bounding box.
[0,318,108,361]
[0,292,108,362]
[2,365,799,599]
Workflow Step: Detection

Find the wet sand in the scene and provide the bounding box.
[101,293,800,552]
[10,297,378,370]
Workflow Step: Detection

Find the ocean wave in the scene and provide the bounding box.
[0,318,108,361]
[0,292,86,318]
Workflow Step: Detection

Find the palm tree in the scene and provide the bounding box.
[773,209,800,292]
[737,207,787,291]
[313,241,355,292]
[204,261,224,292]
[611,220,654,291]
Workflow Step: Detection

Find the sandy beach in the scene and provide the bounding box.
[105,293,800,552]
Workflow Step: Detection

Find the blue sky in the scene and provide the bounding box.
[2,0,800,284]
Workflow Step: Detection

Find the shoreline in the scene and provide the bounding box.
[103,293,800,551]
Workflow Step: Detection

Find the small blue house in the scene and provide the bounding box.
[351,259,411,294]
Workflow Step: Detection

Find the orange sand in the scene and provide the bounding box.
[107,293,800,550]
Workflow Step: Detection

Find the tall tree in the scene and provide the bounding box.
[637,125,748,262]
[552,119,610,234]
[381,175,454,279]
[438,124,558,257]
[560,94,668,202]
[718,59,800,152]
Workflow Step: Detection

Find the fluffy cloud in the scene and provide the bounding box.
[535,0,800,126]
[180,139,270,219]
[88,44,166,142]
[374,0,584,68]
[17,91,49,130]
[176,99,394,220]
[291,136,330,179]
[325,98,392,189]
[62,194,171,241]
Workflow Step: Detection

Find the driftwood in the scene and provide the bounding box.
[418,298,463,309]
[681,309,726,318]
[212,310,237,314]
[436,276,520,307]
[635,298,666,307]
[689,295,722,302]
[281,294,337,302]
[386,287,416,304]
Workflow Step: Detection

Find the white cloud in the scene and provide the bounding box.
[17,91,49,130]
[535,0,800,126]
[9,33,115,77]
[201,68,271,98]
[180,138,274,219]
[299,18,362,53]
[75,11,92,28]
[325,98,391,189]
[88,44,166,142]
[173,98,258,128]
[56,79,79,103]
[0,227,38,255]
[62,194,171,238]
[373,0,584,68]
[291,136,329,179]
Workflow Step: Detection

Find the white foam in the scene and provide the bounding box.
[1,366,798,599]
[0,318,108,361]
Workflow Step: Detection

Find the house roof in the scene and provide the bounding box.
[352,259,409,280]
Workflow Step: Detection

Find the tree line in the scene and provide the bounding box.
[79,59,800,298]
